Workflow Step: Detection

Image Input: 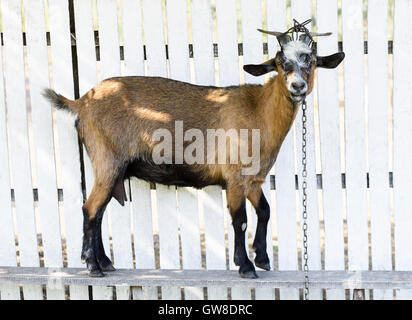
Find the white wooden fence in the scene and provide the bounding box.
[0,0,410,300]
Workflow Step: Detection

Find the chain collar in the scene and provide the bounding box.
[301,99,309,300]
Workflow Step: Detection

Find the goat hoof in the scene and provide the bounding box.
[88,268,105,277]
[98,256,116,272]
[239,270,258,279]
[100,263,116,272]
[255,261,270,271]
[239,260,258,278]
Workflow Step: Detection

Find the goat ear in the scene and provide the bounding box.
[316,52,345,69]
[243,58,277,76]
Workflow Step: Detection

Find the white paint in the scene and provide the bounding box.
[97,0,133,300]
[72,0,109,300]
[142,0,180,300]
[167,0,203,299]
[393,0,412,300]
[2,0,43,300]
[368,0,392,300]
[216,0,250,300]
[25,0,65,300]
[292,0,322,301]
[0,0,19,299]
[316,0,345,300]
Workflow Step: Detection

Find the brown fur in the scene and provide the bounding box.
[58,69,315,217]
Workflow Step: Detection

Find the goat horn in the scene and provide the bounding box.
[310,32,333,37]
[257,29,284,36]
[258,28,332,38]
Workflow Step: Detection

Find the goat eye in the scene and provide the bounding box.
[300,54,310,64]
[283,62,294,73]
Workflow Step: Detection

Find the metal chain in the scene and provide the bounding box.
[301,99,309,300]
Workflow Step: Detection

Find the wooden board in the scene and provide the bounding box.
[240,0,274,300]
[316,0,345,300]
[202,187,227,299]
[367,0,392,300]
[166,0,203,300]
[131,179,157,300]
[191,0,227,300]
[120,0,156,300]
[25,0,65,300]
[291,0,322,300]
[96,0,134,300]
[215,0,251,301]
[141,0,181,300]
[1,0,43,300]
[72,0,106,300]
[0,8,20,299]
[2,267,412,290]
[49,0,87,300]
[393,0,412,300]
[342,0,369,274]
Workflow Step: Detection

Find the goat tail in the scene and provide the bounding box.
[42,88,80,115]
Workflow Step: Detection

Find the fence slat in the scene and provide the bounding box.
[96,0,133,300]
[342,0,368,272]
[342,0,369,300]
[191,0,227,300]
[216,0,251,300]
[241,0,263,85]
[122,0,144,77]
[156,185,181,299]
[131,179,157,300]
[142,0,167,77]
[316,0,345,300]
[0,19,20,300]
[110,182,133,300]
[166,0,203,300]
[241,0,274,300]
[368,0,392,300]
[215,0,239,87]
[203,187,227,299]
[72,0,106,300]
[291,0,322,301]
[267,0,299,301]
[1,0,43,300]
[266,0,285,300]
[120,0,156,300]
[25,0,65,300]
[191,0,215,86]
[393,0,412,300]
[178,187,203,299]
[48,0,85,300]
[141,0,180,300]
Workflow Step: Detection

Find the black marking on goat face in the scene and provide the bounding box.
[277,41,315,102]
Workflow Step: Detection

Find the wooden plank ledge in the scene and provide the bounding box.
[1,267,412,289]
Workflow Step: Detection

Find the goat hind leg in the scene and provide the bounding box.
[82,182,115,276]
[95,205,115,272]
[81,208,104,277]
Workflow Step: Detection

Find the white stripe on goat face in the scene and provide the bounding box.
[281,40,313,102]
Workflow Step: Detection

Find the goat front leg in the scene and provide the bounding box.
[227,185,257,279]
[247,185,271,271]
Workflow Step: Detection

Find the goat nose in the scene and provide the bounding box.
[291,81,305,92]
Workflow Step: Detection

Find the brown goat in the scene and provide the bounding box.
[43,25,344,278]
